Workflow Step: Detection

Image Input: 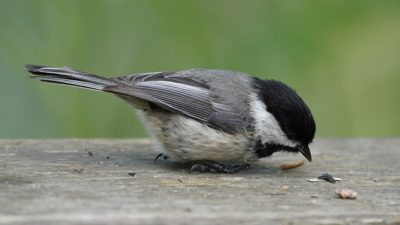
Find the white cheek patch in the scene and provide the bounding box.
[249,93,297,147]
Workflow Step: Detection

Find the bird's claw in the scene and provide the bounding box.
[189,160,250,173]
[153,153,170,163]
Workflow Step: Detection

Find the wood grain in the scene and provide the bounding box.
[0,139,399,225]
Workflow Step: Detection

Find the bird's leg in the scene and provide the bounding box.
[188,160,250,173]
[153,153,170,163]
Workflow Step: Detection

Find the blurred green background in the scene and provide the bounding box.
[1,0,399,138]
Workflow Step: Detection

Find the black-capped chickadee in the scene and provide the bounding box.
[26,65,315,173]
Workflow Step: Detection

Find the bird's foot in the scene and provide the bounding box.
[188,160,250,174]
[153,153,170,163]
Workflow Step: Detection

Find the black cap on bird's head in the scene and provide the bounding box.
[252,78,316,161]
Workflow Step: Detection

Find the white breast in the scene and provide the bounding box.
[140,112,257,163]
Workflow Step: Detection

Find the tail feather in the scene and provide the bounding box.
[26,64,117,91]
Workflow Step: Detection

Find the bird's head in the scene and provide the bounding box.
[251,78,316,161]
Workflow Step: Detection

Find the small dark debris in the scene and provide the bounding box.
[128,172,136,177]
[184,208,192,212]
[318,173,336,183]
[87,151,93,157]
[73,168,84,173]
[106,156,111,159]
[178,178,183,183]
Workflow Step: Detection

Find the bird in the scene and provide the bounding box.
[26,65,316,173]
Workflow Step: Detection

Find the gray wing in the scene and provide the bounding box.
[112,69,253,133]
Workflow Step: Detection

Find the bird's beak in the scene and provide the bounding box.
[298,145,312,162]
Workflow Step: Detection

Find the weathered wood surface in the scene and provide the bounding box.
[0,139,399,225]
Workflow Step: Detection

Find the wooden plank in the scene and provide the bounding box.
[0,139,399,225]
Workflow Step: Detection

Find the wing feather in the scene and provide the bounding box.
[112,71,247,132]
[132,81,213,121]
